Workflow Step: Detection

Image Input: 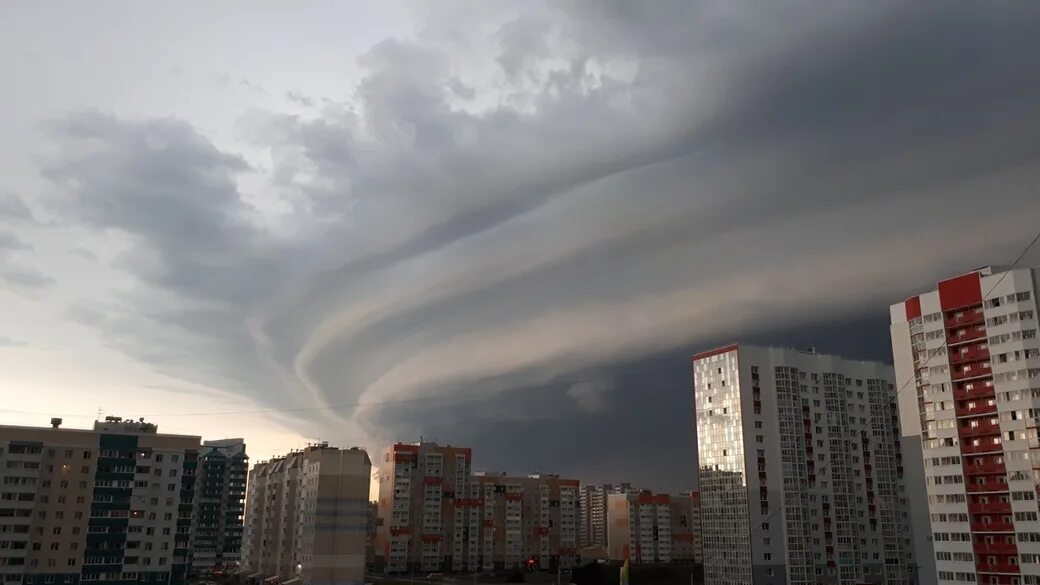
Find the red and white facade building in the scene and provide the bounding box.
[891,266,1040,585]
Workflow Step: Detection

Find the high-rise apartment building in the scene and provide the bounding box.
[473,472,579,571]
[605,491,698,564]
[579,483,633,549]
[374,442,474,573]
[240,443,370,585]
[0,417,200,585]
[890,266,1040,585]
[693,345,912,585]
[191,439,247,573]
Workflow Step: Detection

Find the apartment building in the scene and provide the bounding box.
[374,442,474,574]
[693,345,912,585]
[891,266,1040,585]
[0,417,200,585]
[240,443,370,585]
[680,491,702,564]
[579,483,634,549]
[604,491,698,564]
[473,472,579,571]
[191,439,247,573]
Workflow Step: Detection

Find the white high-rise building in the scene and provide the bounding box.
[693,345,912,585]
[890,266,1040,585]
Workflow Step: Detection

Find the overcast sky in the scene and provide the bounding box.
[2,1,1040,492]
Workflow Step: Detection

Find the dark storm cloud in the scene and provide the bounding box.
[40,1,1040,488]
[1,267,55,290]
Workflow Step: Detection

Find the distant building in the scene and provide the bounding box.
[693,345,912,585]
[240,443,370,585]
[375,442,475,573]
[365,501,378,569]
[578,483,634,548]
[0,416,200,585]
[605,491,696,564]
[192,439,247,573]
[473,472,580,571]
[679,491,702,564]
[890,266,1040,585]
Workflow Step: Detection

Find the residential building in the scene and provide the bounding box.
[240,443,370,585]
[890,266,1040,585]
[605,491,698,564]
[0,416,200,585]
[473,472,580,571]
[579,483,634,549]
[693,345,912,585]
[374,442,474,573]
[191,439,247,573]
[680,491,702,564]
[365,502,377,570]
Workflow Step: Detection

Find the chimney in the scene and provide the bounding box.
[50,417,62,429]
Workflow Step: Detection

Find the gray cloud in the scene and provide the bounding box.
[0,335,28,348]
[1,267,56,291]
[286,90,316,107]
[37,1,1040,489]
[0,191,34,222]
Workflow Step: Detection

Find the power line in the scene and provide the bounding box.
[700,228,1040,570]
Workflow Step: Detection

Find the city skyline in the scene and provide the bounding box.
[3,1,1040,493]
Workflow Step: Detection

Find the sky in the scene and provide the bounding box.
[2,1,1040,493]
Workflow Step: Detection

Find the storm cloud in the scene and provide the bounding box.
[16,0,1040,489]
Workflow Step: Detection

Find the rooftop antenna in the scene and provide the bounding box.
[95,407,103,421]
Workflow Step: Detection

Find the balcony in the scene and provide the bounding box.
[952,365,993,381]
[950,346,990,365]
[960,424,1001,438]
[957,402,998,418]
[961,443,1003,455]
[972,522,1015,532]
[953,385,995,401]
[946,311,985,328]
[976,563,1021,574]
[964,461,1007,475]
[967,482,1010,493]
[974,542,1017,555]
[969,501,1012,514]
[949,327,987,346]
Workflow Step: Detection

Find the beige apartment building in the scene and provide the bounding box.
[374,442,474,573]
[473,472,579,571]
[605,491,699,565]
[578,483,634,549]
[240,443,370,585]
[0,417,200,585]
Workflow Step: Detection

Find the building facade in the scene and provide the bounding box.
[240,443,370,585]
[191,439,247,573]
[0,417,200,585]
[578,483,633,549]
[473,472,579,571]
[605,491,698,564]
[891,266,1040,585]
[374,442,474,574]
[693,345,912,585]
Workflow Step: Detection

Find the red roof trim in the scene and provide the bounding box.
[691,344,739,362]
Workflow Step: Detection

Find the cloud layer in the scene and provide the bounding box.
[18,1,1040,488]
